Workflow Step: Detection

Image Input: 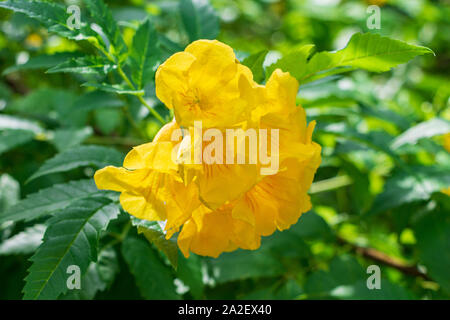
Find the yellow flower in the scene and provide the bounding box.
[177,69,321,256]
[444,133,450,153]
[95,40,321,258]
[442,187,450,197]
[155,40,256,128]
[94,120,201,238]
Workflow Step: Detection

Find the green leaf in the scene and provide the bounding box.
[60,247,119,300]
[27,145,124,182]
[0,174,20,212]
[391,118,450,149]
[94,109,122,135]
[0,225,45,256]
[81,82,144,96]
[266,44,314,80]
[0,0,95,41]
[290,211,333,241]
[0,179,116,224]
[369,166,450,215]
[131,217,178,269]
[317,122,399,160]
[304,255,413,299]
[0,129,35,155]
[84,0,127,59]
[129,18,161,89]
[295,33,433,85]
[121,237,179,299]
[22,198,120,300]
[242,279,303,300]
[0,114,43,133]
[74,91,124,111]
[50,127,93,152]
[242,50,268,84]
[47,56,115,75]
[179,0,219,43]
[177,253,204,299]
[5,89,84,127]
[415,210,450,295]
[208,227,311,284]
[208,249,284,284]
[2,52,84,75]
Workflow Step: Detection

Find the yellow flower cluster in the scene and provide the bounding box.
[94,40,322,258]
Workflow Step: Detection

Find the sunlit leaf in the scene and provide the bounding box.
[23,198,120,300]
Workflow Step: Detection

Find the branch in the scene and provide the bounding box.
[337,236,430,280]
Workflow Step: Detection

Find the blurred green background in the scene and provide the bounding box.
[0,0,449,300]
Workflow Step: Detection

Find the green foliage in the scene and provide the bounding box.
[121,236,179,300]
[179,0,219,43]
[23,198,119,300]
[0,0,95,40]
[0,179,115,224]
[0,0,448,301]
[370,166,450,215]
[131,216,178,269]
[0,224,45,255]
[27,145,124,182]
[3,52,83,75]
[128,18,161,90]
[391,118,450,149]
[242,50,268,84]
[0,129,34,155]
[267,33,433,85]
[47,56,115,75]
[414,208,450,295]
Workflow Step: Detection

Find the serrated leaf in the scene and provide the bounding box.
[295,33,433,85]
[0,0,95,41]
[121,237,179,299]
[391,118,450,149]
[81,82,144,96]
[179,0,219,43]
[0,179,116,224]
[22,197,120,300]
[242,50,268,84]
[84,0,127,59]
[27,145,124,182]
[0,129,35,155]
[2,52,84,75]
[60,247,119,300]
[47,56,115,75]
[129,18,161,89]
[0,225,45,255]
[131,217,178,269]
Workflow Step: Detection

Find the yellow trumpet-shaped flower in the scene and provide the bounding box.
[95,39,321,258]
[155,40,256,128]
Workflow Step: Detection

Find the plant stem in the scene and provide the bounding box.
[116,65,166,125]
[309,175,352,194]
[95,42,166,125]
